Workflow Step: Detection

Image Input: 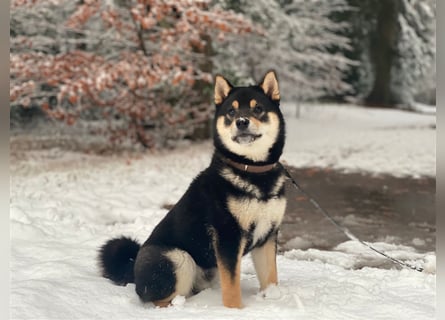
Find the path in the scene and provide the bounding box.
[279,167,435,258]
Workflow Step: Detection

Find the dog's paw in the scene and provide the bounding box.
[171,295,186,307]
[257,284,284,300]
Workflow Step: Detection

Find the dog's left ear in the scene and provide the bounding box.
[259,70,280,101]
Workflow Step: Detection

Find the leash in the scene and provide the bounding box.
[279,163,424,273]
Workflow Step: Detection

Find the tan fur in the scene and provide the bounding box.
[150,250,197,307]
[216,112,280,162]
[164,249,197,297]
[260,71,280,101]
[251,238,278,291]
[216,238,246,308]
[227,196,286,246]
[249,99,257,108]
[232,100,239,109]
[163,249,216,301]
[249,117,262,129]
[215,75,232,104]
[152,293,175,308]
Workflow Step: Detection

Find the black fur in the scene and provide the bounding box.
[98,71,287,307]
[98,236,140,285]
[134,245,176,302]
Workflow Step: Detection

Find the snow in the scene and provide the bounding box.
[281,103,436,177]
[411,102,437,115]
[10,104,435,319]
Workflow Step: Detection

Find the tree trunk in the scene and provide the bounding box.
[366,0,400,107]
[189,33,214,140]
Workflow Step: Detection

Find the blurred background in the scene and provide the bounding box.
[10,0,436,150]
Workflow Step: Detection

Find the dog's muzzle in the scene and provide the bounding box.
[232,117,261,144]
[236,118,250,130]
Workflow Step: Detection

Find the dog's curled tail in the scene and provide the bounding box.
[98,236,141,285]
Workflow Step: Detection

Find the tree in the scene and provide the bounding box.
[390,0,436,107]
[213,0,355,104]
[337,0,435,108]
[10,0,255,148]
[365,0,400,107]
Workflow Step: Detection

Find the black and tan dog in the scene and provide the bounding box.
[98,71,287,308]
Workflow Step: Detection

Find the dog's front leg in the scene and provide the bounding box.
[251,233,278,291]
[215,237,246,308]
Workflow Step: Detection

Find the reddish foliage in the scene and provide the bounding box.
[10,0,256,148]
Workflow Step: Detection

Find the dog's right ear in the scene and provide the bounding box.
[214,75,233,105]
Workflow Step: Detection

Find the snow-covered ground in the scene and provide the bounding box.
[10,104,436,319]
[282,103,436,177]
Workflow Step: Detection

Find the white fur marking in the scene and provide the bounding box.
[164,249,196,297]
[270,174,286,197]
[227,196,286,245]
[216,112,280,162]
[165,250,216,296]
[220,168,263,198]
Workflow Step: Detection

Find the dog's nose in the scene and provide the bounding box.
[236,118,250,130]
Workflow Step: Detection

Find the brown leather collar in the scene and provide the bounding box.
[222,157,277,173]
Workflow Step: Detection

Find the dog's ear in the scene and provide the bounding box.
[214,75,233,105]
[259,70,280,101]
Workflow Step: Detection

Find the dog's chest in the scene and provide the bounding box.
[219,167,287,246]
[227,195,286,246]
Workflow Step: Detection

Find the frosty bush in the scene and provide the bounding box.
[10,0,255,148]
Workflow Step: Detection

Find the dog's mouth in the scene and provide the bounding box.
[232,133,262,144]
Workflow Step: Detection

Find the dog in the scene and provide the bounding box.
[98,70,287,308]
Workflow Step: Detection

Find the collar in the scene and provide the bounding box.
[222,157,277,173]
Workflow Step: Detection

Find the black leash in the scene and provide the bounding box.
[279,163,424,273]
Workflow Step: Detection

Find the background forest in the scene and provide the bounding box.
[10,0,436,148]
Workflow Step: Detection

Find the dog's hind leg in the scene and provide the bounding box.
[134,246,197,307]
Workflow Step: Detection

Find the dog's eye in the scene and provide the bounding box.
[253,105,263,114]
[227,108,236,117]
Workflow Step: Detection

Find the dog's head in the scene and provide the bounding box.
[213,71,285,165]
